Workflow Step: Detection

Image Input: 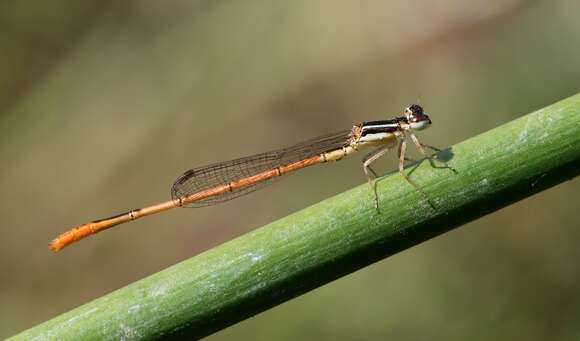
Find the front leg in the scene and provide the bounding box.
[409,133,434,158]
[421,144,442,153]
[409,133,455,172]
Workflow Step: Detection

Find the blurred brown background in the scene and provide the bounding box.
[1,1,579,339]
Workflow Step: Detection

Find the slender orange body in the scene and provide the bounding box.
[49,103,435,252]
[49,154,325,251]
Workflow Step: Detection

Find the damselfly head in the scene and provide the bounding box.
[404,104,431,131]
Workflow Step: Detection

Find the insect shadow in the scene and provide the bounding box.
[407,147,457,175]
[374,147,457,212]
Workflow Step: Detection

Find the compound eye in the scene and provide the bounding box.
[409,104,424,116]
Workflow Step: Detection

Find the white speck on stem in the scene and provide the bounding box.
[247,251,263,263]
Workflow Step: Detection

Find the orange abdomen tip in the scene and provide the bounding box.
[49,224,95,252]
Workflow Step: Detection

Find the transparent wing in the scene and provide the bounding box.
[171,129,353,207]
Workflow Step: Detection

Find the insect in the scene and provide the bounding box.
[50,104,443,251]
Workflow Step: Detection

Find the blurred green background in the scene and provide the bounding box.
[1,1,579,339]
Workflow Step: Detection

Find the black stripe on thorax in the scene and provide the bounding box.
[361,118,401,136]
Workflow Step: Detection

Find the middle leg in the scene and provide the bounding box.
[398,139,431,199]
[362,145,391,209]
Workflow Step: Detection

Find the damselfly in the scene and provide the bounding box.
[50,104,442,251]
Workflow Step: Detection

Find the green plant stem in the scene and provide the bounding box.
[11,94,580,340]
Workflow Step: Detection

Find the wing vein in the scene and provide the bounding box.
[171,129,354,207]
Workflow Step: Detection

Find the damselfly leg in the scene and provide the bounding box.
[362,145,392,209]
[397,139,434,207]
[409,133,456,172]
[362,134,443,210]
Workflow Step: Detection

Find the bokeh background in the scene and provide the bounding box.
[1,1,579,339]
